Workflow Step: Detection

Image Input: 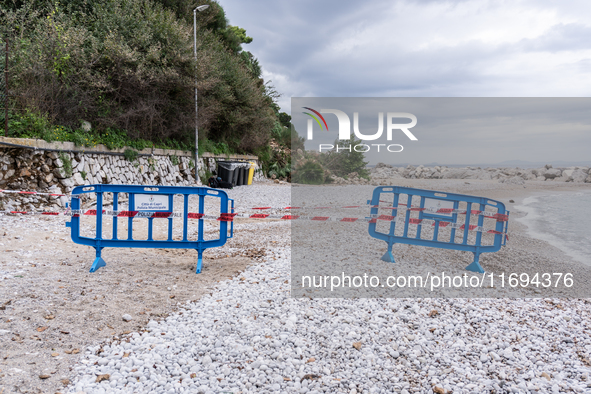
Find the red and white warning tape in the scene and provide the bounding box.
[0,189,66,197]
[244,213,506,235]
[1,190,507,221]
[0,210,67,215]
[1,188,509,238]
[0,209,507,237]
[246,205,508,222]
[70,210,506,235]
[0,209,237,222]
[0,206,508,223]
[68,210,238,222]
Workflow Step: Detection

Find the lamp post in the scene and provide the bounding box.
[193,4,209,183]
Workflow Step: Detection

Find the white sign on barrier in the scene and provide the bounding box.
[424,198,454,217]
[134,194,169,211]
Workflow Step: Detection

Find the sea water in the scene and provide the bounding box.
[517,191,591,265]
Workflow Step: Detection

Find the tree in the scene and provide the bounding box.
[318,135,369,178]
[278,112,291,129]
[0,0,279,153]
[240,51,261,78]
[228,26,252,44]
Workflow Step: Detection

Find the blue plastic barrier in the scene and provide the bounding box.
[368,186,509,273]
[66,184,234,274]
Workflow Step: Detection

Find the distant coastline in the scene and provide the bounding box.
[367,160,591,169]
[332,162,591,185]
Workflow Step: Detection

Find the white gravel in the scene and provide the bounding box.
[4,182,589,394]
[68,246,591,394]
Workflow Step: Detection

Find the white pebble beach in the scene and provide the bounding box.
[1,179,590,394]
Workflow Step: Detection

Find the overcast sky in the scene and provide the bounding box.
[217,0,591,165]
[292,98,591,165]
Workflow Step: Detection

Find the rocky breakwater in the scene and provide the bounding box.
[330,163,591,186]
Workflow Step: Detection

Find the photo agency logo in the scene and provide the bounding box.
[302,107,418,153]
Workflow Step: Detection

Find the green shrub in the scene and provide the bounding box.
[148,157,157,171]
[267,162,290,179]
[127,139,153,151]
[101,128,129,150]
[58,152,73,177]
[69,129,100,147]
[123,148,139,162]
[170,155,179,166]
[200,168,212,186]
[317,135,369,179]
[292,160,324,185]
[41,125,70,143]
[5,110,51,139]
[254,145,272,176]
[199,139,232,156]
[5,112,166,151]
[271,120,291,147]
[156,138,191,152]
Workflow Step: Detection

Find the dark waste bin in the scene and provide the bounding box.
[218,161,251,186]
[217,161,240,185]
[231,164,240,185]
[242,164,249,185]
[236,166,245,186]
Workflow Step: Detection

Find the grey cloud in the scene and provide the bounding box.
[220,0,591,103]
[218,0,591,163]
[519,23,591,53]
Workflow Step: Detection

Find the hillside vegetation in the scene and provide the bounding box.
[0,0,291,172]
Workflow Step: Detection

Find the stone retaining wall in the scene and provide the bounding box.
[0,137,263,211]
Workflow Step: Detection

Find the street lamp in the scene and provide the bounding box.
[193,4,209,183]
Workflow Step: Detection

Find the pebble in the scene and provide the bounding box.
[122,314,132,322]
[62,184,591,393]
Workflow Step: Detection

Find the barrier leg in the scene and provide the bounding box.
[195,249,204,274]
[465,252,484,273]
[381,242,396,263]
[89,247,106,273]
